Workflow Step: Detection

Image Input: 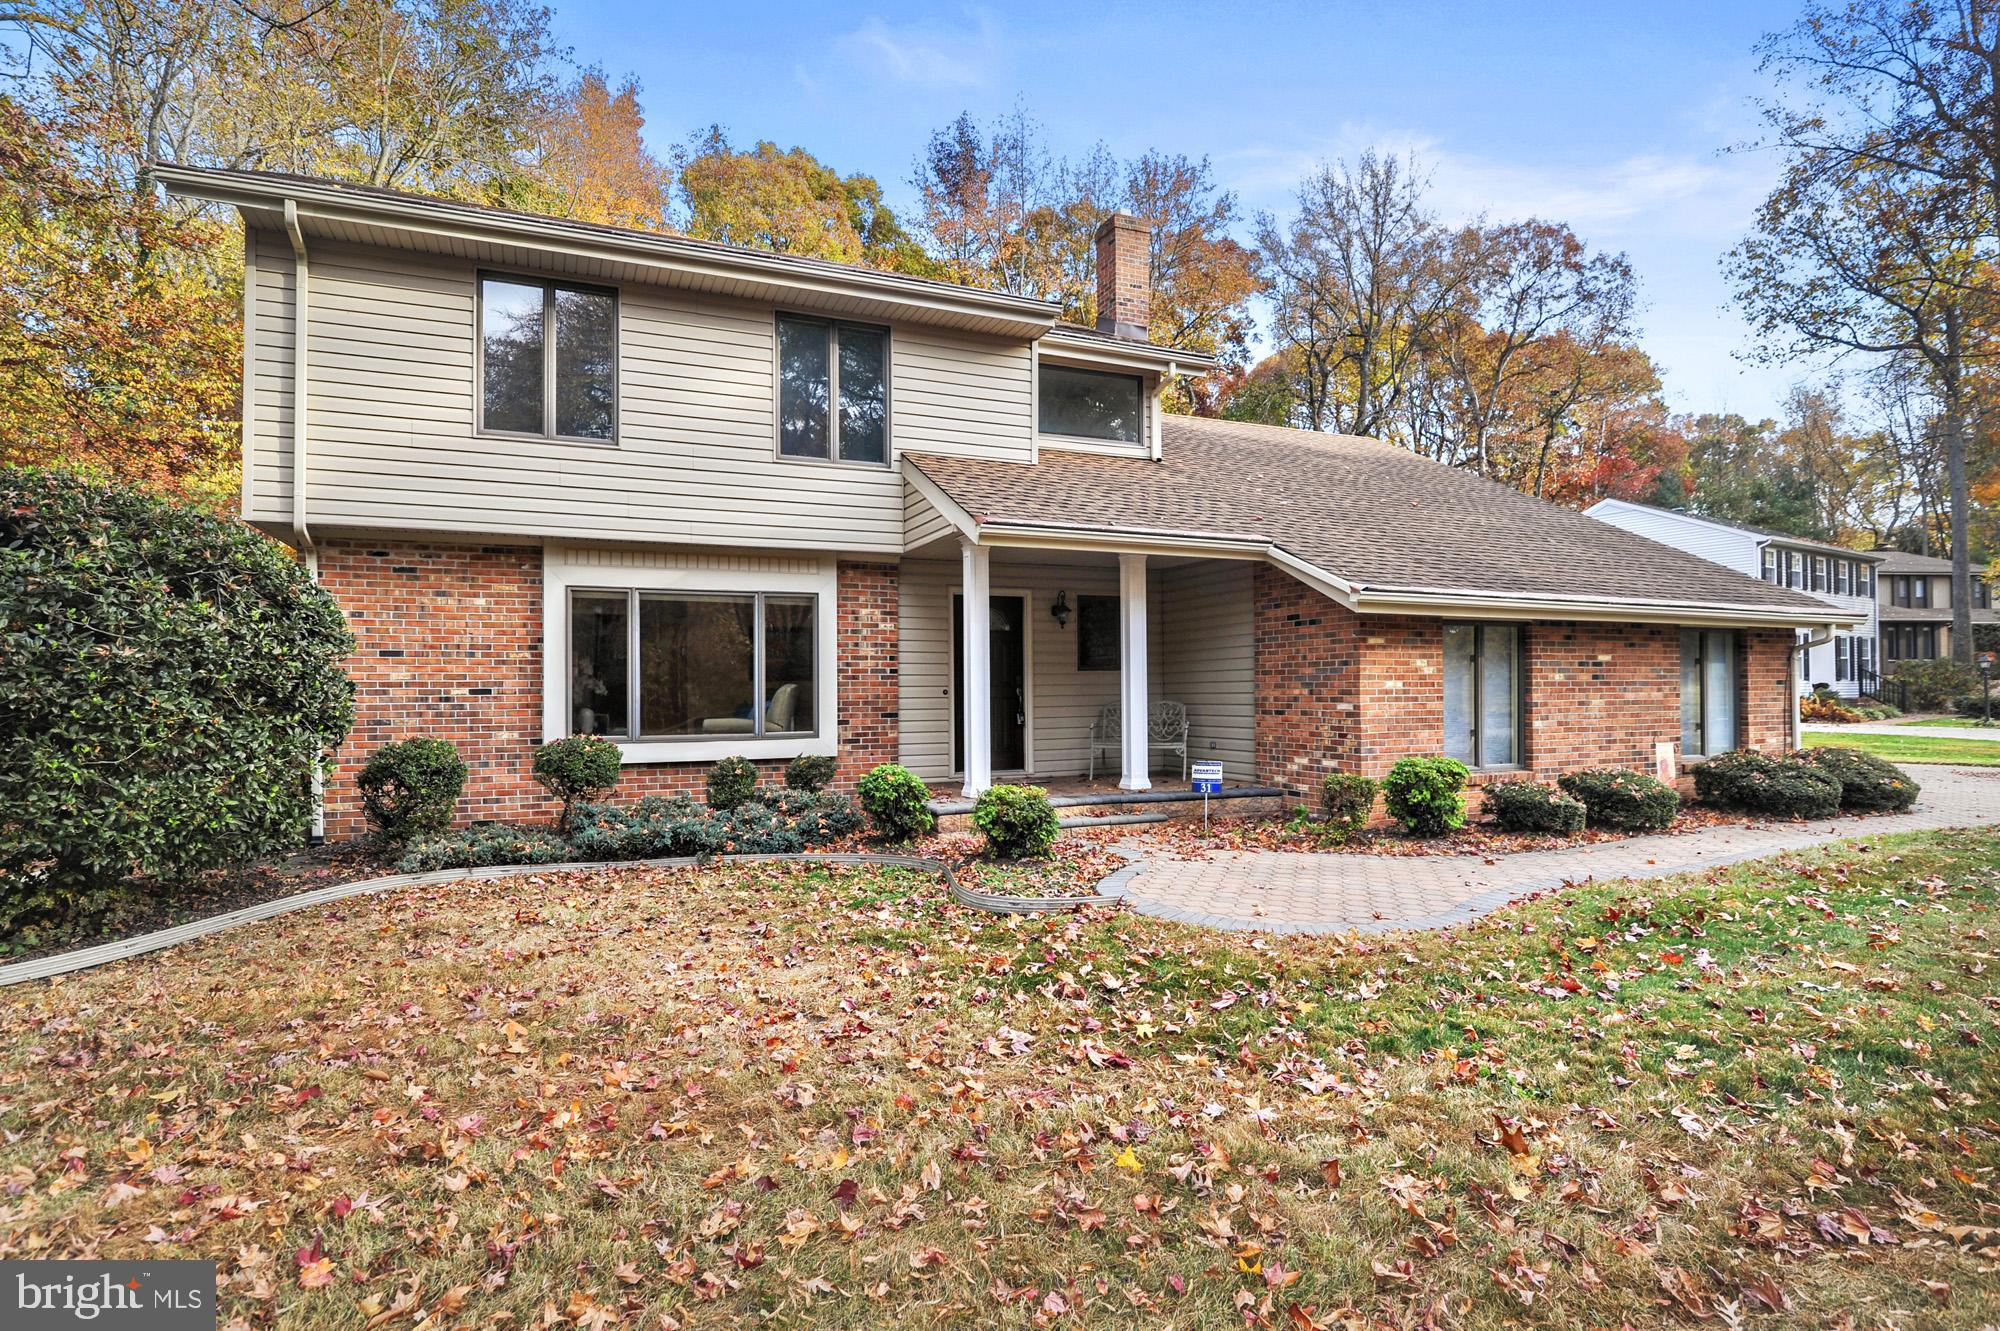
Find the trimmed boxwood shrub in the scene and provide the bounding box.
[532,734,622,831]
[1,468,355,934]
[1484,779,1586,835]
[359,738,467,843]
[1320,773,1379,840]
[397,825,572,873]
[1557,768,1679,831]
[785,753,839,792]
[1382,756,1469,837]
[973,784,1061,859]
[1691,750,1843,819]
[705,755,758,811]
[1796,746,1920,813]
[858,763,935,842]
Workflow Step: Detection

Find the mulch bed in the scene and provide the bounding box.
[3,840,393,965]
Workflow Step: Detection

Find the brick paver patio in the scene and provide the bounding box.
[1112,764,2000,935]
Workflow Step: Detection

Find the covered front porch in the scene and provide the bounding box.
[895,541,1260,796]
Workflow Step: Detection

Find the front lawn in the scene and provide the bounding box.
[3,832,1998,1329]
[1898,716,2000,730]
[1805,728,2000,766]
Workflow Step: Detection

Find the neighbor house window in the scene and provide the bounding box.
[1039,364,1144,442]
[567,589,816,739]
[777,314,888,464]
[1834,560,1850,595]
[1443,622,1521,768]
[1835,634,1848,682]
[480,274,616,440]
[1680,629,1737,758]
[1761,549,1779,583]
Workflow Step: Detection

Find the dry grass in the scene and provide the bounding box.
[2,830,1998,1329]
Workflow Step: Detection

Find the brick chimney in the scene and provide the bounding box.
[1094,212,1151,341]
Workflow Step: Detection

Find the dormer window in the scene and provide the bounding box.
[777,314,888,464]
[1040,364,1143,443]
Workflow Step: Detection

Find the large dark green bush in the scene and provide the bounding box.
[1483,779,1586,835]
[1382,756,1469,837]
[1950,693,1998,721]
[359,738,466,843]
[784,754,838,792]
[1796,746,1919,813]
[1892,658,1979,711]
[1557,768,1680,831]
[706,755,758,811]
[1319,772,1379,841]
[532,734,622,830]
[1691,749,1843,819]
[1,468,354,934]
[972,784,1060,859]
[858,763,935,841]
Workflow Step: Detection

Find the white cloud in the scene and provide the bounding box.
[825,11,1006,91]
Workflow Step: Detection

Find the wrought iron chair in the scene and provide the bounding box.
[1088,700,1189,781]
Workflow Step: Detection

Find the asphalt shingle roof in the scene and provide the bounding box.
[907,415,1838,616]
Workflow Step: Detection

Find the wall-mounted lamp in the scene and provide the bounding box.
[1050,590,1071,630]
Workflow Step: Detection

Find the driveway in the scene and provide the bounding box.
[1112,763,2000,935]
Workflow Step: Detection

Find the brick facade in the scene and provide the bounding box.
[1250,566,1794,798]
[316,540,898,840]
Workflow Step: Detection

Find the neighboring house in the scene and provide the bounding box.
[160,166,1849,838]
[1873,549,1996,664]
[1585,500,1883,699]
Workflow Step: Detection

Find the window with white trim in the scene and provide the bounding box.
[1680,629,1737,757]
[1039,364,1145,442]
[1761,548,1779,583]
[568,589,817,740]
[1443,622,1521,768]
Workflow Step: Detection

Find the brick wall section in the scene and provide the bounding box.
[1741,628,1797,753]
[316,541,900,839]
[1251,567,1794,799]
[1251,562,1357,793]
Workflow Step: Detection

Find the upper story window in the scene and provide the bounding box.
[1760,549,1779,584]
[1040,364,1144,443]
[1834,560,1850,595]
[1443,622,1520,768]
[480,275,617,441]
[777,314,888,464]
[1977,582,1992,609]
[1811,555,1829,591]
[1786,552,1804,590]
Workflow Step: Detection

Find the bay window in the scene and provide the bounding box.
[1443,622,1521,768]
[777,314,888,464]
[568,589,817,740]
[480,274,617,440]
[1680,629,1737,757]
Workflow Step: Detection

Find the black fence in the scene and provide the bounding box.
[1857,665,1907,711]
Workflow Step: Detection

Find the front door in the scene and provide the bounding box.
[953,594,1027,772]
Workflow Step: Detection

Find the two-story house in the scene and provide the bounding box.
[160,166,1849,837]
[1584,501,1883,699]
[1874,549,1995,664]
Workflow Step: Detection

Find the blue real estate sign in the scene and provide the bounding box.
[1191,761,1223,794]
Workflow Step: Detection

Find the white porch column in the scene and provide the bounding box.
[960,539,993,797]
[1118,552,1151,791]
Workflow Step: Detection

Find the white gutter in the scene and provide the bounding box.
[283,199,325,843]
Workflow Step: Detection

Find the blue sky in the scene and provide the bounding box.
[556,0,1807,418]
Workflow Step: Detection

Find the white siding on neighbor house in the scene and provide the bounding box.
[246,232,1033,553]
[1584,500,1763,577]
[897,556,1254,782]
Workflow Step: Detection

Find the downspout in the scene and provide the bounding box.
[283,200,326,843]
[1792,625,1835,751]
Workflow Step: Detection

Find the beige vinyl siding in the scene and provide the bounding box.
[903,476,958,551]
[247,229,294,525]
[1156,561,1256,773]
[248,235,1033,552]
[897,555,1250,782]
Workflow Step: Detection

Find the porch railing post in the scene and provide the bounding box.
[960,539,992,798]
[1118,552,1151,792]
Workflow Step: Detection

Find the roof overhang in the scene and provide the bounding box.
[1039,327,1217,374]
[157,164,1062,339]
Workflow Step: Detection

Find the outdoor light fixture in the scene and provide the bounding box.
[1050,590,1071,630]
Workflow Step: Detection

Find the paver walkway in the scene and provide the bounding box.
[1113,764,2000,935]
